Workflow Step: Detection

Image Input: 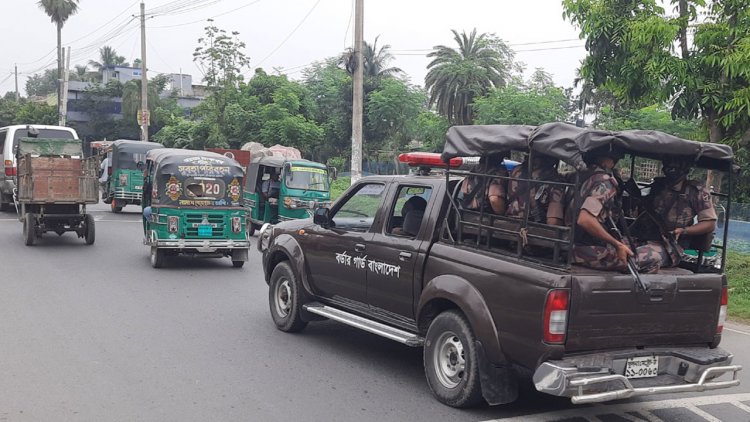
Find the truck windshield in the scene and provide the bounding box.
[285,166,329,191]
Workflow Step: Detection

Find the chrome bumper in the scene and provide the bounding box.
[114,189,142,201]
[152,238,250,253]
[534,349,742,404]
[257,223,272,252]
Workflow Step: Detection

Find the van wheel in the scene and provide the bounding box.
[424,310,483,408]
[111,199,123,213]
[150,246,165,268]
[84,214,96,245]
[268,262,307,332]
[23,213,36,246]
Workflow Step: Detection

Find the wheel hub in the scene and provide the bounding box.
[433,331,466,389]
[275,279,292,317]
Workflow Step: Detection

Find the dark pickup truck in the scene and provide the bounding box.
[257,123,742,408]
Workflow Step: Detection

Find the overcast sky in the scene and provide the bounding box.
[1,0,586,96]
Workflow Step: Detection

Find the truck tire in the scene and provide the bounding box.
[150,246,165,268]
[424,310,483,408]
[23,213,35,246]
[268,262,308,332]
[84,214,96,245]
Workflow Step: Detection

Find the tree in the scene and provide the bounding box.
[38,0,80,117]
[562,0,750,145]
[25,69,59,97]
[88,45,129,75]
[596,105,704,140]
[425,29,515,125]
[340,36,403,79]
[473,71,572,126]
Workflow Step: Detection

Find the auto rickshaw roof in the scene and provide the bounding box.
[441,122,734,172]
[112,139,164,155]
[146,148,245,175]
[250,155,323,169]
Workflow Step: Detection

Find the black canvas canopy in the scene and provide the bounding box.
[111,139,163,170]
[441,122,734,171]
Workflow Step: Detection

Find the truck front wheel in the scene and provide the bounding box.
[424,310,483,408]
[268,262,307,333]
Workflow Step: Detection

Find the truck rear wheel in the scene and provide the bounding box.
[268,262,307,332]
[150,246,165,268]
[84,214,96,245]
[23,213,36,246]
[111,199,123,213]
[424,310,483,408]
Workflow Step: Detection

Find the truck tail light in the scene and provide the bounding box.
[4,160,15,177]
[168,216,179,233]
[717,286,728,334]
[231,216,242,233]
[543,289,569,344]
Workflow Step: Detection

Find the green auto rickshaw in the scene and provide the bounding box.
[142,148,250,268]
[103,139,164,212]
[243,156,332,235]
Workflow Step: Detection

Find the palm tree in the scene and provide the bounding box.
[38,0,80,120]
[89,46,129,74]
[122,79,160,126]
[425,29,513,125]
[340,36,403,79]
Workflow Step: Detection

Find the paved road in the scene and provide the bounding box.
[0,204,748,422]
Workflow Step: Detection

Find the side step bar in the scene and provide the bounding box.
[303,302,424,347]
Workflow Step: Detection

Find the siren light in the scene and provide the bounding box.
[398,152,463,168]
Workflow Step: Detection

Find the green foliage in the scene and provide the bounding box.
[303,60,353,161]
[25,69,59,97]
[726,250,750,321]
[88,45,129,75]
[410,111,451,152]
[425,28,516,125]
[37,0,79,25]
[330,176,352,200]
[473,73,571,126]
[365,78,425,152]
[0,98,57,126]
[596,105,704,139]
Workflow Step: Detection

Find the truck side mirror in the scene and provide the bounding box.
[329,167,337,181]
[314,207,330,226]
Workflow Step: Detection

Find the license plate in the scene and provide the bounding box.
[624,356,659,379]
[197,225,213,236]
[192,223,218,228]
[134,185,142,190]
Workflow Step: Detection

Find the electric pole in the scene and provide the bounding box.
[140,1,149,141]
[350,0,364,184]
[61,46,71,125]
[14,64,19,102]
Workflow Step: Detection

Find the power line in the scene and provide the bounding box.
[149,0,263,29]
[254,0,322,68]
[65,0,140,46]
[343,0,354,47]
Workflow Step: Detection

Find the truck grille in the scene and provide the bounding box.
[185,213,225,237]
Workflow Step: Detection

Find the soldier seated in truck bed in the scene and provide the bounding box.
[258,122,740,409]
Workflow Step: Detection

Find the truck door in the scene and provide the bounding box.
[365,185,434,319]
[302,182,387,304]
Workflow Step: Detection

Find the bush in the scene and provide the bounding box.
[330,177,351,200]
[726,251,750,322]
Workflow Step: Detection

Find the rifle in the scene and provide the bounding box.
[607,215,650,292]
[620,177,681,262]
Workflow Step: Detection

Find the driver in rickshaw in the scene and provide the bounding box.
[261,169,281,221]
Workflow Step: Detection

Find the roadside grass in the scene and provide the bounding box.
[726,250,750,323]
[330,176,351,200]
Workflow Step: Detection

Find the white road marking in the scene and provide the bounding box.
[487,393,750,422]
[685,404,723,422]
[725,327,750,337]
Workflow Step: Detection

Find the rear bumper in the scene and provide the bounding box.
[533,347,742,404]
[113,189,142,202]
[151,238,250,253]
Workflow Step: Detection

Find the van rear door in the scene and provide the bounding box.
[565,269,722,352]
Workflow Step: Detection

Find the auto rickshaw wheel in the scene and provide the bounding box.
[84,214,96,245]
[23,213,36,246]
[232,260,245,268]
[248,223,256,237]
[150,246,165,268]
[111,199,123,213]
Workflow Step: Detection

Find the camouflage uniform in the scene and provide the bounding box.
[638,177,718,268]
[461,165,508,211]
[505,165,564,223]
[571,166,664,273]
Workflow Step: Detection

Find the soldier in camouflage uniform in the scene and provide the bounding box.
[634,156,718,268]
[505,153,564,225]
[461,153,508,214]
[571,148,664,273]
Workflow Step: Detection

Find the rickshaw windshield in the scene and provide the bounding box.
[117,152,147,170]
[285,166,329,191]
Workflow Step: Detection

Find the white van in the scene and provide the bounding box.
[0,124,79,211]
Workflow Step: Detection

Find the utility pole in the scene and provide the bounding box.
[14,64,19,102]
[139,1,149,141]
[61,46,71,125]
[350,0,364,184]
